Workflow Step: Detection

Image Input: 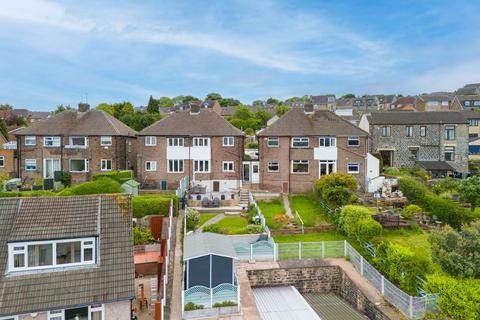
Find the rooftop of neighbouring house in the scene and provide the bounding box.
[368,111,468,125]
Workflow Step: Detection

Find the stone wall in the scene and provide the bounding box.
[247,266,391,320]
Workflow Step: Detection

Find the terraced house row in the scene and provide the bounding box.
[5,103,471,194]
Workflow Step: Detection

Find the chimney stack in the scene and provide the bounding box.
[304,102,314,114]
[190,104,201,115]
[78,103,90,113]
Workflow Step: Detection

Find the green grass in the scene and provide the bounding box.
[289,194,332,227]
[274,231,345,243]
[274,231,346,260]
[257,198,286,229]
[373,228,432,262]
[199,213,218,226]
[205,216,249,235]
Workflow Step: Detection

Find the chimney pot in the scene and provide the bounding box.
[78,103,90,113]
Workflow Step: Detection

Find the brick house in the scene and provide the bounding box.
[0,194,134,319]
[362,111,469,177]
[137,108,245,197]
[257,106,374,193]
[14,104,137,185]
[0,132,16,177]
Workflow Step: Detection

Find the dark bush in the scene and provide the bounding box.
[57,177,123,196]
[132,195,174,218]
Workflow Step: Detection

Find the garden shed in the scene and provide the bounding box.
[183,233,237,290]
[122,179,140,196]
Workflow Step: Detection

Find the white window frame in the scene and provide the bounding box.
[194,160,210,173]
[291,160,309,174]
[381,126,391,137]
[347,136,360,147]
[69,159,89,173]
[267,137,279,147]
[47,304,104,320]
[145,161,157,172]
[25,159,37,171]
[68,136,88,148]
[43,158,61,179]
[48,309,64,320]
[168,159,184,173]
[267,162,279,172]
[7,237,97,273]
[474,101,480,106]
[0,156,4,167]
[193,137,210,147]
[100,136,112,146]
[43,136,61,147]
[464,101,471,106]
[0,316,19,320]
[445,146,455,161]
[405,126,413,137]
[223,136,234,147]
[168,137,184,147]
[420,126,427,137]
[347,162,360,174]
[470,119,479,126]
[319,137,336,147]
[222,161,234,172]
[291,137,309,148]
[101,159,112,171]
[145,136,157,146]
[24,136,36,146]
[319,160,336,177]
[444,126,455,140]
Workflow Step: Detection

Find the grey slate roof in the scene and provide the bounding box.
[0,194,134,317]
[369,111,468,125]
[462,110,480,119]
[184,232,237,260]
[15,109,137,136]
[139,109,244,136]
[417,161,454,171]
[257,109,367,137]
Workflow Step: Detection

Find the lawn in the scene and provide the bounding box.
[199,213,218,226]
[204,216,249,235]
[257,198,286,229]
[274,231,346,260]
[289,194,332,227]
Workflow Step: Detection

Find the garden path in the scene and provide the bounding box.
[194,213,225,233]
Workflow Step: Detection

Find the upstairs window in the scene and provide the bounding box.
[470,119,479,126]
[347,136,360,147]
[222,161,234,172]
[168,137,184,147]
[381,126,391,137]
[445,126,455,140]
[25,159,37,171]
[319,137,336,147]
[405,126,413,137]
[291,137,309,148]
[44,136,61,147]
[68,136,87,148]
[420,126,427,137]
[25,136,36,146]
[267,137,279,147]
[100,136,112,146]
[474,101,480,106]
[145,136,157,146]
[267,162,279,172]
[465,101,471,106]
[0,156,4,167]
[223,137,234,147]
[193,137,209,147]
[8,238,96,272]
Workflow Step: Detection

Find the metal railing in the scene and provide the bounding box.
[294,210,304,234]
[248,192,271,238]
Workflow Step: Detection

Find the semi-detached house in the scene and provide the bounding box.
[137,108,244,198]
[14,104,137,185]
[257,106,378,193]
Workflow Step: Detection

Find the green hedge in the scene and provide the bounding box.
[93,170,133,183]
[0,190,57,197]
[398,177,472,229]
[132,194,179,218]
[57,177,123,196]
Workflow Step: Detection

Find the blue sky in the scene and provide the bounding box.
[1,0,480,111]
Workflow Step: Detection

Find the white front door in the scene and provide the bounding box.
[319,160,336,178]
[44,158,61,179]
[252,162,260,183]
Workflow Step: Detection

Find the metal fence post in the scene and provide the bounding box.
[360,256,364,276]
[273,242,277,261]
[381,276,385,295]
[343,240,347,257]
[210,288,213,308]
[250,244,253,260]
[409,296,413,319]
[237,284,241,312]
[299,242,302,260]
[321,241,325,258]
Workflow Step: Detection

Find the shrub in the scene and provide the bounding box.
[213,301,237,307]
[403,204,422,219]
[184,302,204,311]
[383,167,401,176]
[314,173,357,208]
[374,242,432,295]
[203,224,221,233]
[133,226,155,245]
[273,214,290,229]
[431,177,458,195]
[57,177,123,196]
[56,171,71,187]
[429,222,480,278]
[424,274,480,320]
[0,190,57,197]
[456,176,480,211]
[93,170,133,183]
[246,141,258,149]
[337,205,382,242]
[186,208,200,230]
[132,195,174,218]
[246,224,264,234]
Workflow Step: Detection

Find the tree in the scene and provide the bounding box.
[252,100,264,107]
[96,103,115,116]
[286,95,309,103]
[275,105,291,116]
[147,95,159,113]
[119,111,161,131]
[429,221,480,278]
[266,97,280,105]
[456,176,480,211]
[54,104,73,114]
[0,104,13,111]
[182,96,200,104]
[254,109,272,125]
[206,92,222,101]
[337,205,381,242]
[341,93,355,99]
[0,118,8,140]
[220,97,241,107]
[314,173,358,208]
[157,97,173,108]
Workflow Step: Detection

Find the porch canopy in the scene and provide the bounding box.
[184,233,237,290]
[416,161,454,171]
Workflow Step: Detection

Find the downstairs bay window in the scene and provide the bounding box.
[8,238,96,272]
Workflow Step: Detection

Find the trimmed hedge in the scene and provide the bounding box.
[337,205,382,242]
[0,190,57,197]
[57,177,123,196]
[132,194,179,218]
[93,170,133,183]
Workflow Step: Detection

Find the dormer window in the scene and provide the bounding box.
[8,238,96,273]
[44,136,61,147]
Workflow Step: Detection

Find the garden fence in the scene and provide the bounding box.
[176,176,189,198]
[183,283,239,309]
[248,192,271,238]
[234,239,276,261]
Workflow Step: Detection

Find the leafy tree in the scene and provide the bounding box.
[157,97,173,108]
[341,93,355,99]
[54,104,73,114]
[266,97,281,105]
[429,222,480,278]
[275,105,291,116]
[228,105,264,131]
[186,208,200,230]
[0,118,8,140]
[96,103,115,116]
[0,104,13,111]
[120,112,161,131]
[220,97,241,107]
[286,95,309,103]
[133,226,155,245]
[314,173,358,208]
[147,95,159,113]
[337,205,381,242]
[206,92,222,101]
[456,176,480,211]
[254,109,272,125]
[182,95,200,104]
[252,100,264,107]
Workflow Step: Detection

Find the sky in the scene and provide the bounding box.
[0,0,480,111]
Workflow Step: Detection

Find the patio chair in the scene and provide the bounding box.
[202,197,210,208]
[212,197,220,208]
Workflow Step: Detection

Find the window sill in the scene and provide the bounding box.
[291,172,310,175]
[69,171,89,173]
[65,145,88,149]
